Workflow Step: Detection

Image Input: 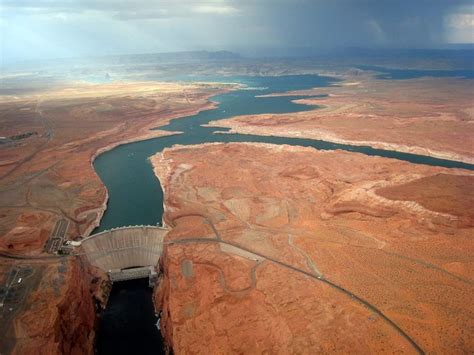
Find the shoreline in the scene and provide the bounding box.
[242,77,474,166]
[206,125,474,166]
[86,89,230,236]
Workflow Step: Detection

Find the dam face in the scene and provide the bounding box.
[80,226,167,281]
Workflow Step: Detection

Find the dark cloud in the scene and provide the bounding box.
[237,0,471,48]
[1,0,472,64]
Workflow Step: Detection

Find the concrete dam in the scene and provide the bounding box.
[76,226,168,283]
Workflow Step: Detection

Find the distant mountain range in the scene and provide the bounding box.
[97,50,242,64]
[4,47,473,72]
[3,50,243,70]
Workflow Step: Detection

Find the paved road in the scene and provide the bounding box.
[164,236,425,354]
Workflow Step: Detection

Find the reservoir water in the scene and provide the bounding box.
[93,73,474,232]
[94,72,474,354]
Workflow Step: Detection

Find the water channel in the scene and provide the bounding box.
[93,72,474,232]
[94,70,474,353]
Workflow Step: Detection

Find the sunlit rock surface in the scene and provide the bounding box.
[152,142,474,354]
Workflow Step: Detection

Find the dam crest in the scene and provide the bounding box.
[75,226,167,284]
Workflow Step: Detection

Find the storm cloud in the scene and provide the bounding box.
[0,0,473,64]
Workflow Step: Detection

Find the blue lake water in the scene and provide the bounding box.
[93,74,474,232]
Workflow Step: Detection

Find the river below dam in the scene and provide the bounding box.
[93,70,474,354]
[96,279,164,355]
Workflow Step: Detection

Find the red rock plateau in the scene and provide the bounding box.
[0,81,229,353]
[206,76,474,164]
[151,142,474,354]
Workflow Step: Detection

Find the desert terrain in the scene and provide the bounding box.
[2,0,474,349]
[206,75,474,164]
[0,80,230,352]
[0,81,229,254]
[1,59,473,354]
[152,142,474,354]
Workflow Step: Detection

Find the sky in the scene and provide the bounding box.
[0,0,473,64]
